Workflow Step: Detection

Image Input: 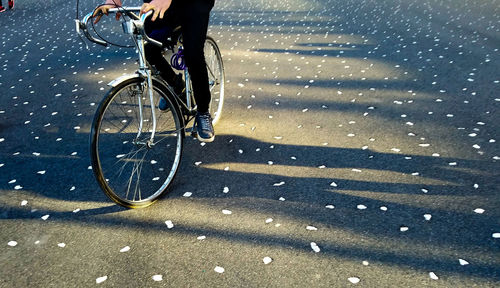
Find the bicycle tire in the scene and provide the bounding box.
[205,36,225,125]
[90,76,184,208]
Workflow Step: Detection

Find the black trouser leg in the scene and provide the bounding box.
[179,0,215,113]
[144,44,177,84]
[144,0,214,113]
[144,12,178,85]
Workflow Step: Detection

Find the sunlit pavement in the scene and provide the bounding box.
[1,0,499,286]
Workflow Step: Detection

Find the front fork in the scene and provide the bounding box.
[135,34,157,147]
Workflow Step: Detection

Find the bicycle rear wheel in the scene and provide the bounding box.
[205,36,225,125]
[91,77,184,208]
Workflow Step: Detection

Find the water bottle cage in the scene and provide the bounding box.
[171,47,186,70]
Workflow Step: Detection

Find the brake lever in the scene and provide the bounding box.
[75,19,89,49]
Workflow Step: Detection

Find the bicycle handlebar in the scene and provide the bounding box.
[75,6,163,48]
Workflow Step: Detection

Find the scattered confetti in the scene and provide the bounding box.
[0,1,498,286]
[96,276,108,284]
[214,266,225,273]
[165,220,174,229]
[310,242,320,253]
[152,275,163,281]
[348,277,360,284]
[459,259,469,266]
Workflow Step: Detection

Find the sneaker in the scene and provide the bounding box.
[0,6,6,12]
[8,0,13,9]
[158,97,170,111]
[194,112,215,142]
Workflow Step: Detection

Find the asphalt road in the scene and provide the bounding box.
[1,0,499,287]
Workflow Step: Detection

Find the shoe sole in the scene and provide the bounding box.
[197,134,215,143]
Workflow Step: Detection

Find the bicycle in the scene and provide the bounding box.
[75,6,225,208]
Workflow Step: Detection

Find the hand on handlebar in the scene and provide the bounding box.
[140,0,172,21]
[93,0,123,24]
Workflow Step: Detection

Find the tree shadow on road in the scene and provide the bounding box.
[1,132,499,280]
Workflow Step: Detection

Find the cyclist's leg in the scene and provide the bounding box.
[143,6,181,87]
[179,0,215,114]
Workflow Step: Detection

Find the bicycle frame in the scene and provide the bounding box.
[76,7,190,145]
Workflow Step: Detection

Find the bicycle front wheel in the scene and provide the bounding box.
[91,77,184,208]
[205,36,225,125]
